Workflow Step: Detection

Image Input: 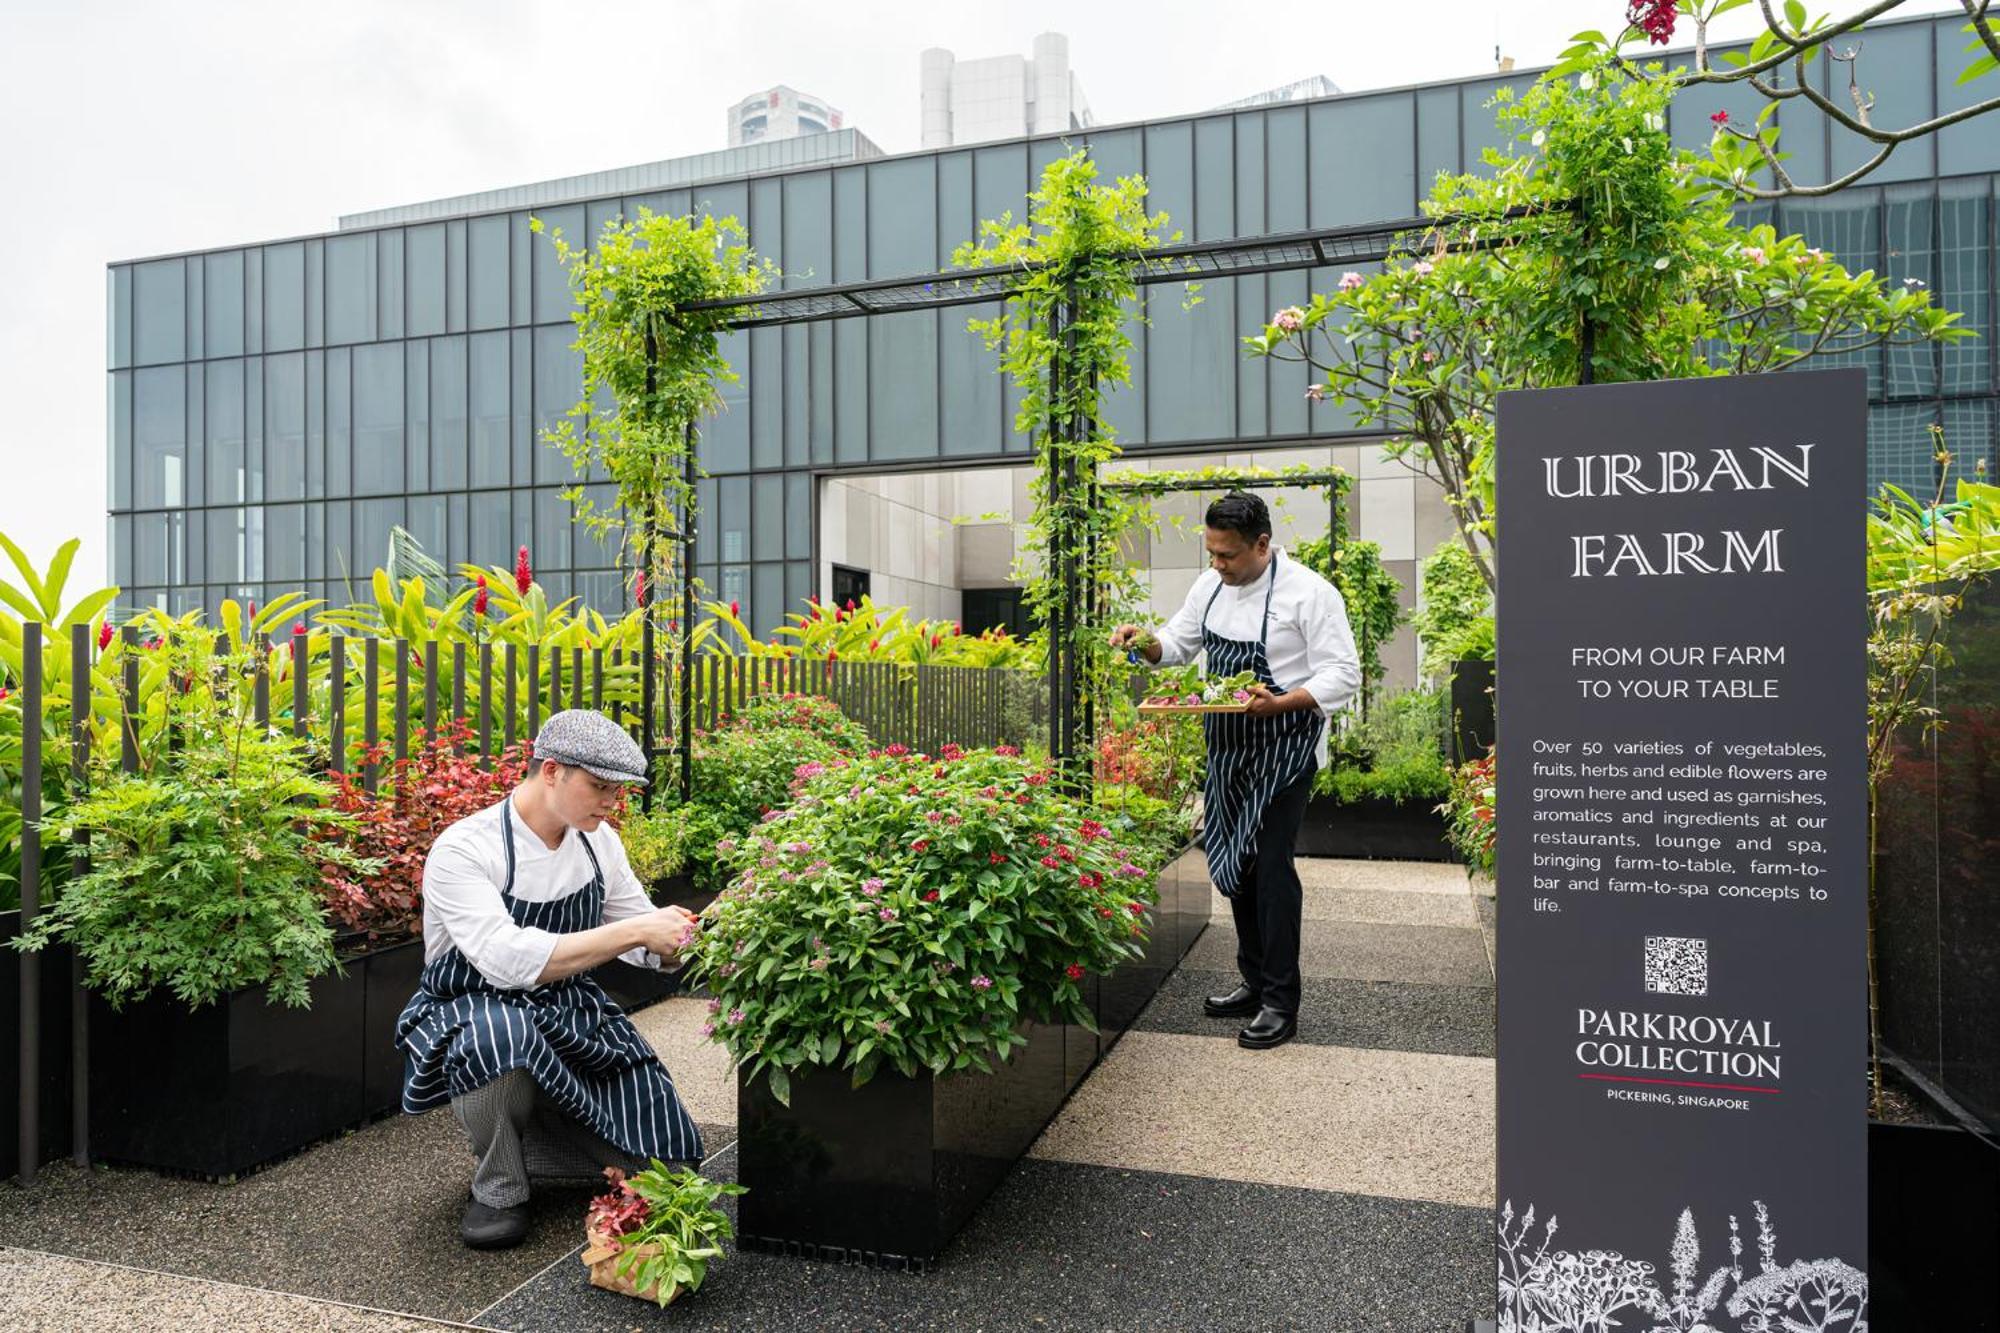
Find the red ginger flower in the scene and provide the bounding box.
[97,621,114,651]
[474,575,489,617]
[514,546,532,595]
[634,570,647,606]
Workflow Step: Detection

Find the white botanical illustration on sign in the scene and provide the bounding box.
[1496,1199,1867,1332]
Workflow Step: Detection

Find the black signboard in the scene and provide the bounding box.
[1492,370,1869,1332]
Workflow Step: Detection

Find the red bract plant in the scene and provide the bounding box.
[515,545,533,596]
[317,722,542,943]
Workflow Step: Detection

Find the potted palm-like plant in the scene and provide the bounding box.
[581,1163,746,1307]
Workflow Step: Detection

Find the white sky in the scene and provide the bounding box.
[0,0,1960,596]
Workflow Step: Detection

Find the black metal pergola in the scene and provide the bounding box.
[640,203,1566,797]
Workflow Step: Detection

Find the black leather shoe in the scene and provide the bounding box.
[1203,984,1260,1018]
[1237,1007,1298,1050]
[461,1195,530,1250]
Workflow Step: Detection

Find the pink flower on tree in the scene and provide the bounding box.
[1411,259,1434,278]
[1305,385,1327,403]
[970,975,993,991]
[514,546,533,595]
[1271,306,1305,333]
[1710,109,1730,126]
[1627,0,1676,45]
[1337,271,1364,292]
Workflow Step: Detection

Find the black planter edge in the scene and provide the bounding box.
[85,935,423,1183]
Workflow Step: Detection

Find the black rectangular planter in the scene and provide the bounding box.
[2,910,75,1181]
[1449,657,1495,765]
[737,842,1206,1264]
[1869,1118,2000,1331]
[87,936,420,1180]
[1292,793,1454,861]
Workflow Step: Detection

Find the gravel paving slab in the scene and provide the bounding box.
[1186,920,1494,988]
[1029,1031,1495,1208]
[1134,967,1495,1058]
[0,1246,469,1332]
[1264,884,1479,928]
[628,996,741,1126]
[1296,858,1473,896]
[476,1157,1493,1332]
[0,1110,736,1324]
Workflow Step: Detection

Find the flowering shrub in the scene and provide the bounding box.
[319,724,535,944]
[718,692,871,754]
[585,1163,745,1306]
[1442,751,1496,874]
[676,698,867,840]
[689,746,1170,1102]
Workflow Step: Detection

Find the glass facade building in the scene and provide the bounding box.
[106,12,2000,634]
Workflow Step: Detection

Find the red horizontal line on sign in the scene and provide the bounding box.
[1580,1073,1781,1095]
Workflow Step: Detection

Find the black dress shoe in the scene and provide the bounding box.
[461,1195,531,1250]
[1238,1007,1298,1050]
[1203,983,1260,1018]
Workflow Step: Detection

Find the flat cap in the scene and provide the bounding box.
[531,709,650,786]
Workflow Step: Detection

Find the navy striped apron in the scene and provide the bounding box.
[1200,553,1325,897]
[395,801,702,1163]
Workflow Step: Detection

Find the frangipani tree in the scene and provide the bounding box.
[1246,59,1966,594]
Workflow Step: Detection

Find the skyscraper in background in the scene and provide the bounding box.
[728,85,848,147]
[919,32,1093,149]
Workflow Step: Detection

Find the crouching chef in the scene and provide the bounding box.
[396,709,703,1250]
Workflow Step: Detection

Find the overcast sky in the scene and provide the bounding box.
[0,0,1958,595]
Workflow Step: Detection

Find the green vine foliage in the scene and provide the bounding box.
[953,150,1182,764]
[536,210,777,599]
[1411,539,1493,680]
[1292,535,1404,715]
[1246,57,1965,594]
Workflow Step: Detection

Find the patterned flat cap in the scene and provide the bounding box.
[532,709,650,785]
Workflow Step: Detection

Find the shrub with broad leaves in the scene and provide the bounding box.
[690,745,1174,1103]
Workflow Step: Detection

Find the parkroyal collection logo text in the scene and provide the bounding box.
[1543,443,1814,579]
[1575,1008,1783,1082]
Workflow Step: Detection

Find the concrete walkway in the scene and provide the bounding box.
[0,856,1498,1332]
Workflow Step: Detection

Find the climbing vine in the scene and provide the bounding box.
[536,209,778,604]
[953,150,1183,768]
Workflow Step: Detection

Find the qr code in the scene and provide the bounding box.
[1644,936,1709,997]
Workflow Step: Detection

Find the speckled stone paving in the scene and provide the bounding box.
[0,856,1501,1330]
[1186,917,1495,988]
[474,1159,1492,1332]
[0,1246,469,1332]
[1136,966,1496,1057]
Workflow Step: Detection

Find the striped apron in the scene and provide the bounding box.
[394,801,702,1164]
[1200,552,1325,897]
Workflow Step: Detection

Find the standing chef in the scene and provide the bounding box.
[1111,491,1360,1051]
[397,709,704,1250]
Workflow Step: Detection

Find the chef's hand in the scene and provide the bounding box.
[1109,625,1161,664]
[1243,684,1283,718]
[631,905,700,959]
